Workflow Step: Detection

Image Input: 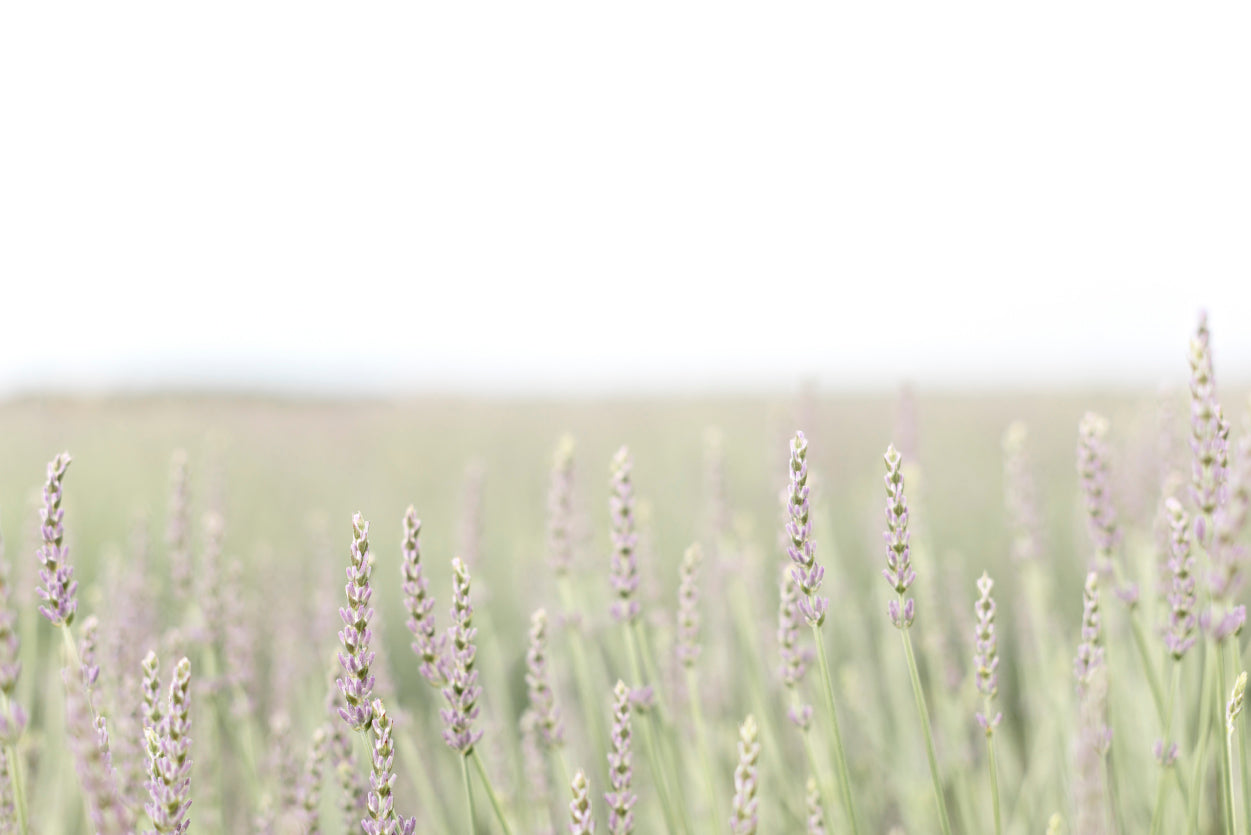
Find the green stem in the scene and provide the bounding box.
[986,731,1002,835]
[59,624,98,833]
[684,667,721,834]
[471,747,516,835]
[0,695,28,835]
[624,625,683,834]
[1128,610,1167,721]
[1150,662,1181,835]
[1228,725,1239,835]
[557,577,609,765]
[1189,643,1217,835]
[812,627,861,835]
[461,753,476,835]
[788,684,838,829]
[1239,684,1250,835]
[899,626,953,835]
[1221,647,1236,835]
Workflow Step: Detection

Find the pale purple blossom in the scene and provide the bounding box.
[786,432,828,627]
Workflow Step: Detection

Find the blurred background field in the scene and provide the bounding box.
[1,386,1234,832]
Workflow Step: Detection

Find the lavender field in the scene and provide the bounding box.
[0,317,1247,834]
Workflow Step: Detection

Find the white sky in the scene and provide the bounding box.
[2,3,1250,395]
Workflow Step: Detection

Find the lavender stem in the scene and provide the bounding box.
[459,753,476,835]
[470,747,516,835]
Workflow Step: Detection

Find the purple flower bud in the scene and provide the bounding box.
[730,715,760,835]
[336,513,376,734]
[609,448,641,623]
[1202,604,1246,644]
[549,436,577,576]
[805,776,826,835]
[1074,572,1105,699]
[526,609,564,749]
[1189,311,1230,528]
[605,680,636,835]
[166,450,193,603]
[569,770,595,835]
[440,557,483,754]
[362,700,417,835]
[675,544,702,668]
[1163,498,1198,659]
[144,656,193,835]
[35,452,77,627]
[882,445,917,628]
[973,572,1001,735]
[1077,414,1125,585]
[400,507,445,689]
[785,432,828,628]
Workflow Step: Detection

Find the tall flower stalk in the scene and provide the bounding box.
[973,573,1002,835]
[336,513,376,735]
[548,437,608,767]
[605,681,636,835]
[786,432,858,834]
[440,557,513,835]
[729,715,759,835]
[675,543,719,828]
[0,524,28,835]
[1077,415,1166,719]
[609,447,682,835]
[362,700,416,835]
[1151,499,1194,834]
[882,444,952,835]
[400,507,444,688]
[144,656,193,835]
[1225,672,1248,835]
[569,770,594,835]
[36,452,77,630]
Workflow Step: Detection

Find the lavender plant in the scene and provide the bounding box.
[400,506,444,688]
[570,770,594,835]
[973,572,1002,835]
[144,656,192,835]
[604,680,635,835]
[786,432,858,834]
[882,443,952,835]
[36,452,76,629]
[337,513,376,734]
[729,715,759,835]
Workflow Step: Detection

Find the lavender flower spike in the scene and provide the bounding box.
[1189,310,1231,533]
[440,557,483,754]
[1074,572,1105,698]
[36,452,77,627]
[729,715,760,835]
[526,609,564,748]
[675,544,702,668]
[1076,414,1135,604]
[605,680,636,835]
[144,656,192,835]
[882,445,916,628]
[400,507,444,688]
[777,569,813,730]
[337,513,376,734]
[548,436,577,576]
[167,450,192,603]
[805,776,825,835]
[973,573,1002,734]
[569,770,595,835]
[1163,498,1198,659]
[786,432,828,627]
[609,447,641,623]
[363,700,417,835]
[0,526,27,747]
